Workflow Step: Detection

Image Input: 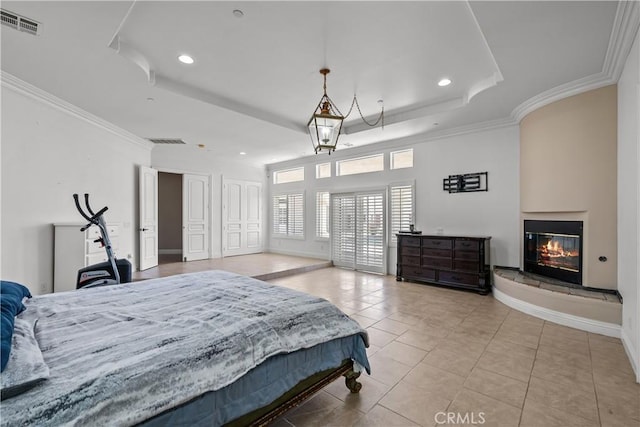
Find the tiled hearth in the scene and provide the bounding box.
[494,267,621,303]
[492,267,622,328]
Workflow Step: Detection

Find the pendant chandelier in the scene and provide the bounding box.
[307,68,384,155]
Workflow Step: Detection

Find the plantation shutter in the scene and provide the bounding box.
[331,194,356,268]
[390,184,414,243]
[288,193,304,237]
[356,192,385,273]
[272,193,304,237]
[316,192,330,238]
[272,195,287,235]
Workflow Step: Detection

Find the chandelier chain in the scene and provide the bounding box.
[344,94,384,128]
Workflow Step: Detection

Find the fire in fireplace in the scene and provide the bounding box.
[524,220,583,285]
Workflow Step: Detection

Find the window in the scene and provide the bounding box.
[316,163,331,179]
[391,149,413,169]
[273,167,304,184]
[316,192,330,239]
[336,154,384,176]
[390,184,415,244]
[273,193,304,237]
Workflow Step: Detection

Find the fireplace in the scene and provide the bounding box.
[523,220,583,285]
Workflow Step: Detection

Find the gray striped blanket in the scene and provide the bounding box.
[1,270,369,426]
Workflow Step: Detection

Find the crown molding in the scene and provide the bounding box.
[1,71,154,151]
[512,0,639,123]
[603,0,640,81]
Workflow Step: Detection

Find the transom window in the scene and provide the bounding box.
[390,149,414,170]
[336,154,384,176]
[273,167,305,184]
[316,163,331,179]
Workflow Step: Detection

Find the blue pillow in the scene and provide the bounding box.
[1,281,32,372]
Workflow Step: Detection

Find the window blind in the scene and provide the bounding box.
[331,194,355,268]
[272,193,304,237]
[390,185,414,243]
[356,193,385,269]
[316,192,330,238]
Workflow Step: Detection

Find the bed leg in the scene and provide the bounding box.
[343,367,362,393]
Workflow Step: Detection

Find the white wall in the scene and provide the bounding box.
[151,145,267,258]
[618,29,640,381]
[1,78,152,295]
[266,125,521,274]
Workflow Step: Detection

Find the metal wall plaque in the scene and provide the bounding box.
[443,172,488,193]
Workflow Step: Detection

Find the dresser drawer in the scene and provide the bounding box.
[423,238,453,250]
[400,236,422,247]
[454,250,480,261]
[423,257,452,269]
[454,260,480,273]
[423,248,452,258]
[402,256,421,266]
[402,267,436,281]
[439,271,480,286]
[455,239,480,251]
[401,246,421,257]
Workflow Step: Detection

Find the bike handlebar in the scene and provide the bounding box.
[73,194,109,228]
[84,193,96,216]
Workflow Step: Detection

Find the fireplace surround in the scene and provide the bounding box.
[523,220,583,285]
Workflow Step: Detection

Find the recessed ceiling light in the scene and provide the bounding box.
[178,54,194,65]
[146,97,154,102]
[438,78,452,87]
[233,9,244,18]
[239,152,246,155]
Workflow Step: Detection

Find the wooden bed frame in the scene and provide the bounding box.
[226,360,362,427]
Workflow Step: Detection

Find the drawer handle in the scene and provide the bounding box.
[451,276,462,281]
[433,241,441,245]
[461,242,471,247]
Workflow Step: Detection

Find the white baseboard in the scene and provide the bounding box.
[621,327,640,383]
[493,286,621,338]
[158,249,181,255]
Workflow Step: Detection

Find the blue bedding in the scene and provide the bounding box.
[140,335,367,426]
[1,270,369,426]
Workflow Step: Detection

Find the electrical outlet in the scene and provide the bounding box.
[40,283,47,293]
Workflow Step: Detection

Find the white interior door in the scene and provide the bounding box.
[222,178,263,256]
[182,174,210,261]
[331,191,386,274]
[139,166,158,270]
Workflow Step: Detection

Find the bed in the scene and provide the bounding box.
[0,270,370,426]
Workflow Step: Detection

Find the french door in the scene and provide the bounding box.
[331,191,386,274]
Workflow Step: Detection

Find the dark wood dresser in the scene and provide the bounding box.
[396,234,491,294]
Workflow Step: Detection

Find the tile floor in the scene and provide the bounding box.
[136,254,639,426]
[263,268,639,427]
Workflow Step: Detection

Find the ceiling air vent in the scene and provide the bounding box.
[147,138,187,145]
[1,9,40,36]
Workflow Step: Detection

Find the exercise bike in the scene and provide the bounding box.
[73,193,132,289]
